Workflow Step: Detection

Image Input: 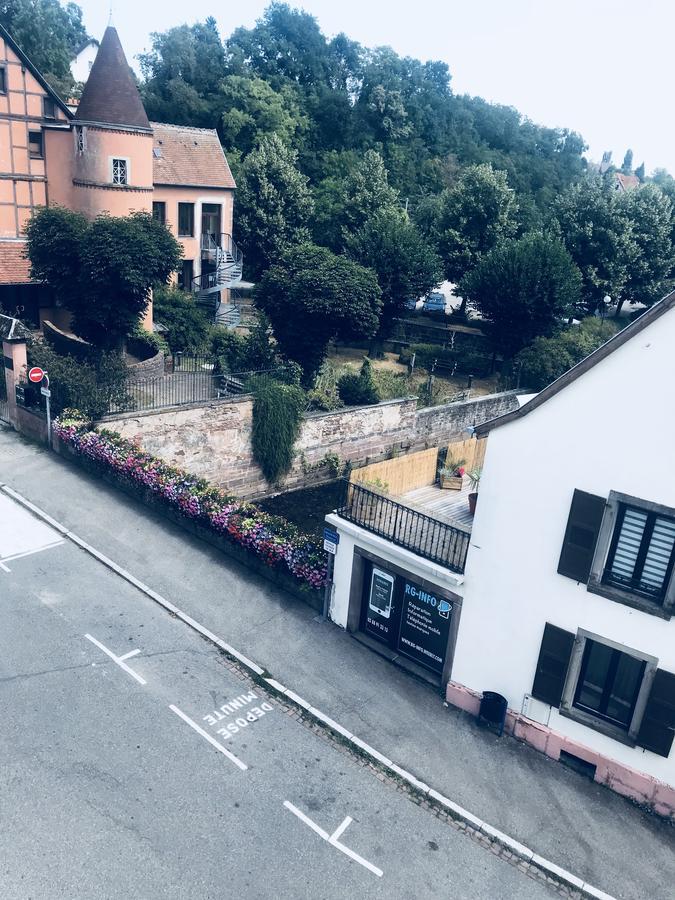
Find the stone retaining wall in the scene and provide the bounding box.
[102,390,521,498]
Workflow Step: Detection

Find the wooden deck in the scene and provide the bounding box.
[399,481,474,532]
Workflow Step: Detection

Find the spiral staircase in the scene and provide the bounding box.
[192,233,244,328]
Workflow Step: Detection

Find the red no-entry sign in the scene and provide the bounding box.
[28,366,45,384]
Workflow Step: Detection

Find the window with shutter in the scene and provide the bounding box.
[531,623,575,707]
[557,490,606,583]
[604,505,675,604]
[636,669,675,757]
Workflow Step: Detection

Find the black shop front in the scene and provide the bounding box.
[348,548,462,686]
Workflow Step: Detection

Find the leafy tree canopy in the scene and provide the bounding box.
[234,134,314,280]
[255,243,382,385]
[432,163,519,285]
[25,207,182,348]
[552,178,634,312]
[339,149,400,239]
[514,317,619,391]
[462,232,582,358]
[345,209,442,341]
[0,0,89,97]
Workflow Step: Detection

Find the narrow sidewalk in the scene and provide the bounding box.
[1,428,673,900]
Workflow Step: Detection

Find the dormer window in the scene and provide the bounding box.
[111,157,129,185]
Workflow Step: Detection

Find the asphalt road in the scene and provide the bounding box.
[0,490,553,900]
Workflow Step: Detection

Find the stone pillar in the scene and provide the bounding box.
[1,314,32,430]
[2,336,27,428]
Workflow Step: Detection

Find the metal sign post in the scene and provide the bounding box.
[40,374,51,448]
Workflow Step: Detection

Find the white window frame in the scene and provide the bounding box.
[110,156,130,186]
[560,629,657,746]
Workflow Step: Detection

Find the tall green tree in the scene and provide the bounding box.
[256,243,382,385]
[433,164,519,309]
[25,207,182,349]
[553,178,634,312]
[618,184,674,309]
[461,232,582,358]
[218,75,308,157]
[139,18,227,128]
[235,134,314,280]
[621,149,634,174]
[339,149,400,237]
[345,209,442,348]
[0,0,89,96]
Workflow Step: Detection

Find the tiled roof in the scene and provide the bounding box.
[615,172,640,191]
[75,27,150,131]
[151,123,236,189]
[0,242,31,285]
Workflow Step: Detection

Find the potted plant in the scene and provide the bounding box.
[439,456,466,490]
[468,468,481,514]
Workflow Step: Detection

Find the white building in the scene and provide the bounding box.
[70,38,99,85]
[448,292,675,818]
[326,294,675,818]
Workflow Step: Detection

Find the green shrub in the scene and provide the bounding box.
[153,286,210,354]
[128,325,169,360]
[371,367,410,401]
[210,315,279,374]
[251,378,306,483]
[514,317,619,390]
[338,358,380,406]
[27,342,131,419]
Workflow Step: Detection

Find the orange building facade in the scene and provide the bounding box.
[0,24,236,331]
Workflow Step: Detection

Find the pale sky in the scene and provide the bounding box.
[78,0,673,174]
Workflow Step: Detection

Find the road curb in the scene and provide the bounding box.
[1,482,615,900]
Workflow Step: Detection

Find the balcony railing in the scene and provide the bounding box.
[337,480,469,573]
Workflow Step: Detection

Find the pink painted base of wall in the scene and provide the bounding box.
[445,681,675,821]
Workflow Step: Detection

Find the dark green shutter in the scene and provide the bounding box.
[557,490,606,582]
[531,623,575,707]
[636,669,675,758]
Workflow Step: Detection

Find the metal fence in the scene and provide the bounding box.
[106,367,288,415]
[168,352,218,373]
[336,480,469,573]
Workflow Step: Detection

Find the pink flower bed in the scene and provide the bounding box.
[53,412,327,591]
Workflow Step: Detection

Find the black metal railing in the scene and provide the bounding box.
[105,367,287,415]
[169,352,217,373]
[336,480,469,573]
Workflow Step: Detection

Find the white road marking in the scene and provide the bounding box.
[283,801,383,878]
[169,704,248,771]
[84,634,147,686]
[118,648,141,661]
[330,816,353,843]
[0,492,64,571]
[0,484,613,899]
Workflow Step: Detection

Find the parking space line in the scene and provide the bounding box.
[283,801,383,878]
[330,816,353,843]
[0,540,64,573]
[84,634,147,686]
[118,648,141,661]
[169,704,248,772]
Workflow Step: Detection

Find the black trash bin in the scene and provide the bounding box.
[478,691,508,736]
